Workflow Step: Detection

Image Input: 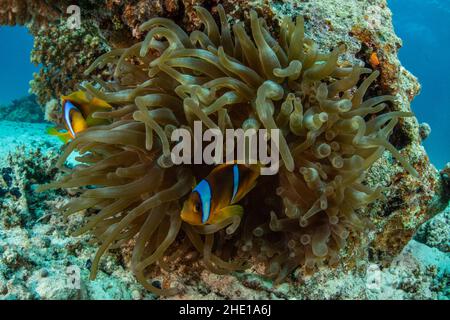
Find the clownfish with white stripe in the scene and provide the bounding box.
[180,163,260,226]
[47,91,112,143]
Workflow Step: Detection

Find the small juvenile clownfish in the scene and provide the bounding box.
[369,52,380,69]
[181,163,260,226]
[47,91,112,143]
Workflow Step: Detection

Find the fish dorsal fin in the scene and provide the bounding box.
[62,91,89,113]
[90,96,113,110]
[62,90,112,115]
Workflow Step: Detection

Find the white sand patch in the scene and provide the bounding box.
[0,120,60,159]
[0,120,79,165]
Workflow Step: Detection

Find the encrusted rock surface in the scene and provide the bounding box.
[0,121,447,300]
[415,206,450,253]
[0,124,157,299]
[0,95,44,123]
[0,0,448,299]
[0,0,62,29]
[30,20,109,106]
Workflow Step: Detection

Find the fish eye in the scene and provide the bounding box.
[194,202,201,212]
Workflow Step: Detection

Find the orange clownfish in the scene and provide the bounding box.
[369,52,380,68]
[180,164,260,226]
[47,91,112,143]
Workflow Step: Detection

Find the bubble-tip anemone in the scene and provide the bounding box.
[39,5,418,295]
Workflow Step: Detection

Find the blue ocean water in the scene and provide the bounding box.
[0,27,38,106]
[389,0,450,169]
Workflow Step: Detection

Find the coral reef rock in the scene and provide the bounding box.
[0,122,448,300]
[415,205,450,253]
[441,162,450,197]
[419,122,431,141]
[0,95,44,123]
[0,0,62,30]
[30,20,110,106]
[0,123,156,300]
[0,0,448,299]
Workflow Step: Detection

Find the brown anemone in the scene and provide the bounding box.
[39,5,418,295]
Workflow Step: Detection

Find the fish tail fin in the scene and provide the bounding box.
[46,127,71,143]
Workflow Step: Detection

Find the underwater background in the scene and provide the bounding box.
[0,26,37,106]
[0,0,448,299]
[389,0,450,169]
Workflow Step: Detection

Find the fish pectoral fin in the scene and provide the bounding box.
[217,205,244,222]
[46,127,58,135]
[85,116,111,127]
[46,127,71,143]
